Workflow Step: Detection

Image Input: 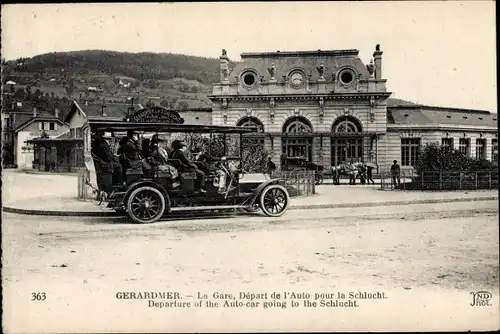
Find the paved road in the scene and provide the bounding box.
[2,201,499,333]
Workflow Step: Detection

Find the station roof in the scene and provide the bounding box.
[387,105,497,129]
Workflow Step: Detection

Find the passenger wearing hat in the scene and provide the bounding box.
[91,130,123,193]
[118,130,141,161]
[149,134,169,165]
[117,130,153,173]
[170,140,206,193]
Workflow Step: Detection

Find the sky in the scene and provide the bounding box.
[1,2,497,112]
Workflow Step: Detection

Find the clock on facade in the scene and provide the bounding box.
[290,72,305,88]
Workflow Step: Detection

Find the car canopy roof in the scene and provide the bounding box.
[83,118,258,134]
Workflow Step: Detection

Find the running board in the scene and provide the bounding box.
[170,205,250,212]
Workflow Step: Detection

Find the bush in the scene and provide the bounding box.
[414,142,495,173]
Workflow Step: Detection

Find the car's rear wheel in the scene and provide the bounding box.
[259,184,289,217]
[126,186,166,224]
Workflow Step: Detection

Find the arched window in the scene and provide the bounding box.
[283,116,313,133]
[282,116,313,162]
[332,116,362,133]
[330,116,364,167]
[237,116,265,149]
[237,116,264,133]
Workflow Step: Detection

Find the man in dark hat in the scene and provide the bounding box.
[91,130,123,193]
[118,130,141,161]
[170,140,206,192]
[267,157,276,177]
[390,160,401,188]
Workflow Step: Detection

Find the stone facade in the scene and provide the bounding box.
[208,47,498,173]
[209,46,391,171]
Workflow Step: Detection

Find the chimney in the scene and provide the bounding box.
[55,108,59,118]
[220,49,230,82]
[373,44,383,80]
[33,107,37,118]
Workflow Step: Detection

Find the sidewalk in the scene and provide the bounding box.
[2,169,498,216]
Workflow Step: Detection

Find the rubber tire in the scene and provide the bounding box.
[259,184,290,217]
[126,186,166,224]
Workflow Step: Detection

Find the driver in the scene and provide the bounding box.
[169,140,206,193]
[191,147,210,174]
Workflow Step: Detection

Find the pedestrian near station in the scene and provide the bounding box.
[390,160,401,188]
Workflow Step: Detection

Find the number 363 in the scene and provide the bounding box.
[31,292,46,301]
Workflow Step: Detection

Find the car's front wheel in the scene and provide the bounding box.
[126,186,166,224]
[259,184,289,217]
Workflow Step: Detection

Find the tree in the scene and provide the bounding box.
[172,133,269,173]
[65,80,75,96]
[14,87,26,99]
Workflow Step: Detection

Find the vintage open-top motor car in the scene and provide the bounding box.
[82,116,290,224]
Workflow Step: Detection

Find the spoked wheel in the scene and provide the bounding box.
[259,184,290,217]
[126,186,166,224]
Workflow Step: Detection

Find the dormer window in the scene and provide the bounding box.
[338,68,356,87]
[478,117,483,120]
[446,115,452,118]
[463,116,468,119]
[340,71,353,84]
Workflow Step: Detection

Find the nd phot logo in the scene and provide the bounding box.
[470,291,492,306]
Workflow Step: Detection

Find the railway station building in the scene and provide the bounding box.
[208,46,498,172]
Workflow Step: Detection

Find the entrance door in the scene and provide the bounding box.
[281,116,314,162]
[282,138,313,161]
[331,137,363,166]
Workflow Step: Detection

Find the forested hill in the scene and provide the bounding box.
[2,50,418,111]
[7,50,233,84]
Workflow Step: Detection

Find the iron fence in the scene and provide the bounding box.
[272,170,316,197]
[380,170,499,191]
